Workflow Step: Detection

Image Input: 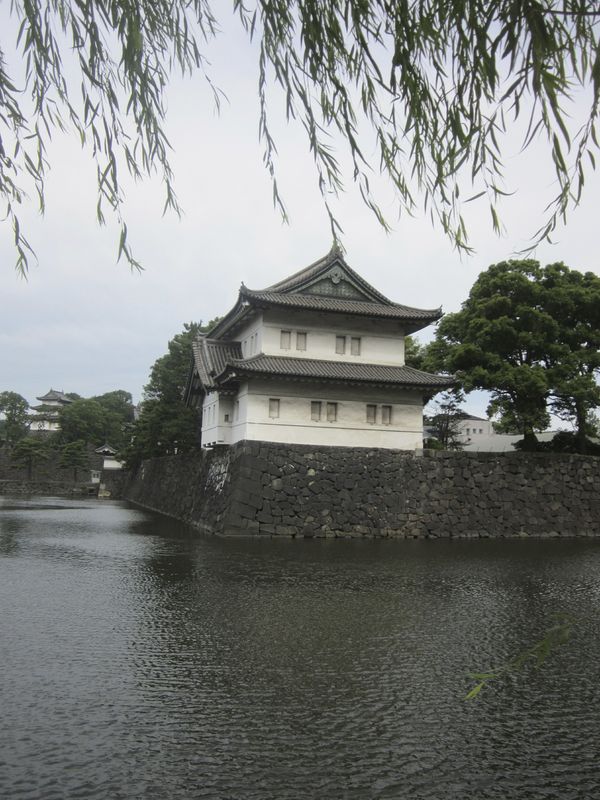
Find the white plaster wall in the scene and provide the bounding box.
[201,393,235,446]
[229,379,423,450]
[259,309,406,365]
[236,313,264,359]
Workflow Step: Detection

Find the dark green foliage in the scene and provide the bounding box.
[404,335,427,370]
[0,391,29,448]
[429,260,600,452]
[3,2,600,271]
[90,390,135,450]
[55,391,134,450]
[11,437,51,480]
[58,399,110,446]
[124,320,219,468]
[59,440,90,482]
[424,390,465,450]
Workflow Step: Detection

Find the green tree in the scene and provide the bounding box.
[429,260,600,452]
[428,261,554,449]
[59,399,108,446]
[424,390,465,450]
[124,320,220,468]
[59,440,90,482]
[0,391,30,448]
[539,263,600,453]
[91,390,135,449]
[3,2,600,272]
[11,438,51,480]
[404,336,427,370]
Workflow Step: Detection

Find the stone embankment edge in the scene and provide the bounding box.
[124,441,600,539]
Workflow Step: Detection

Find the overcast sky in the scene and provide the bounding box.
[2,8,599,418]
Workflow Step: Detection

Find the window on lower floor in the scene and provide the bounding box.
[296,331,307,351]
[366,404,377,424]
[381,405,392,425]
[351,336,361,356]
[269,398,280,418]
[280,330,291,349]
[311,401,322,421]
[326,402,338,422]
[335,335,346,354]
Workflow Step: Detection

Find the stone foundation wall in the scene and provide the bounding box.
[125,441,600,538]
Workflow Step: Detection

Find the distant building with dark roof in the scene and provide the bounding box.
[29,388,73,432]
[185,247,452,449]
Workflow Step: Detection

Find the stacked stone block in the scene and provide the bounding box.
[126,442,600,538]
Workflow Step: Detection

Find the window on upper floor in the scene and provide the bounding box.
[335,336,346,354]
[351,336,361,356]
[280,330,291,350]
[311,401,322,421]
[296,331,307,351]
[269,398,280,419]
[366,404,377,424]
[326,402,338,422]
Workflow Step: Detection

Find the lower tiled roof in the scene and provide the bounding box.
[219,355,453,388]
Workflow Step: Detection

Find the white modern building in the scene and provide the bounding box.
[185,248,452,449]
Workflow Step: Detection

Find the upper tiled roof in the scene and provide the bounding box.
[218,355,454,389]
[240,288,440,321]
[208,248,442,338]
[36,389,73,404]
[265,244,391,303]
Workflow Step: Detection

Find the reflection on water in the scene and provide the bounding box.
[1,496,599,799]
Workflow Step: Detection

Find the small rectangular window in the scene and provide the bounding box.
[234,401,240,421]
[296,331,307,351]
[280,330,291,350]
[311,401,322,421]
[381,405,392,425]
[351,337,361,356]
[366,404,377,424]
[326,402,338,422]
[335,336,346,354]
[224,413,230,423]
[269,398,280,419]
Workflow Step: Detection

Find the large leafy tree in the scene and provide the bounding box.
[2,2,600,272]
[91,390,135,449]
[429,260,600,451]
[11,437,51,480]
[0,391,29,448]
[124,319,220,467]
[58,398,109,446]
[59,440,90,482]
[539,263,600,452]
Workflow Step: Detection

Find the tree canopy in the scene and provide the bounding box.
[124,320,219,467]
[427,259,600,451]
[2,2,600,272]
[0,391,29,447]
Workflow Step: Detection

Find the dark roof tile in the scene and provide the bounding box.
[219,355,453,389]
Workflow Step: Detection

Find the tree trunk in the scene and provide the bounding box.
[575,401,588,454]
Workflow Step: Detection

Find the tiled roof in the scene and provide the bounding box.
[207,249,443,339]
[265,245,391,304]
[191,337,243,389]
[218,355,454,389]
[241,288,441,322]
[36,389,73,403]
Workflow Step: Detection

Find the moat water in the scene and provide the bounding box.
[1,496,599,800]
